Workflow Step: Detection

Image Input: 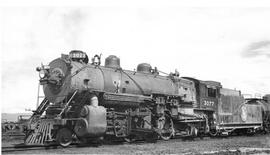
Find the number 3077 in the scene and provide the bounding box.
[203,100,214,106]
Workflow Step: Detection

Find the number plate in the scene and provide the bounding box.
[202,99,216,108]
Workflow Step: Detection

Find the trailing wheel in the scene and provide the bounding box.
[56,128,73,147]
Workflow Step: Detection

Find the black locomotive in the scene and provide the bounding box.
[25,50,270,147]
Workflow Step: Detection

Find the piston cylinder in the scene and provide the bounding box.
[74,105,107,138]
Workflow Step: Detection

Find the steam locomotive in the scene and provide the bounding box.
[25,50,270,147]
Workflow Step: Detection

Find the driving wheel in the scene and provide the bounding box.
[157,115,175,140]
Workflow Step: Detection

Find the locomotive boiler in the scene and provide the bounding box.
[24,50,270,147]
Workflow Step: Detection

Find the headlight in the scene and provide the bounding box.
[39,70,46,79]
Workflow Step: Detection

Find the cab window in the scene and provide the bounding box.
[207,88,216,98]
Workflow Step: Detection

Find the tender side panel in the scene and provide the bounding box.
[218,88,262,128]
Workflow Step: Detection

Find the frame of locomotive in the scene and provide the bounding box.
[25,50,270,147]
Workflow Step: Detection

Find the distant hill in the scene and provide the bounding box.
[2,113,32,122]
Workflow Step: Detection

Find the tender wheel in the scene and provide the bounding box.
[157,115,175,140]
[246,128,255,136]
[56,128,72,147]
[263,120,270,134]
[209,129,218,137]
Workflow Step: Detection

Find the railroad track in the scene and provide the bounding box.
[1,142,73,153]
[2,133,269,153]
[2,134,25,138]
[1,137,146,153]
[0,137,204,153]
[2,141,105,153]
[2,146,46,153]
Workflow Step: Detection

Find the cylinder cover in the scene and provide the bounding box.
[74,105,107,138]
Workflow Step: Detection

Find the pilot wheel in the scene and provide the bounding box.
[56,128,73,147]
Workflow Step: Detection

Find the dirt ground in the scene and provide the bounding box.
[2,134,270,154]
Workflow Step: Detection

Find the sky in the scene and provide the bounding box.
[1,1,270,113]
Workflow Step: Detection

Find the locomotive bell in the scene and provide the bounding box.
[105,55,120,69]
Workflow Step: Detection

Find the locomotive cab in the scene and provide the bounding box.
[182,77,221,110]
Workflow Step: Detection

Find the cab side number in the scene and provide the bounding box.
[203,100,214,107]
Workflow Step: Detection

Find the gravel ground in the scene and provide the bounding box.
[2,134,270,154]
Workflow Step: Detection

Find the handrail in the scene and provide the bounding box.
[32,98,49,115]
[57,90,78,117]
